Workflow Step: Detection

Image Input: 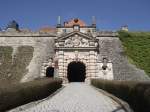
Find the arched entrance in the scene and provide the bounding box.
[67,61,86,82]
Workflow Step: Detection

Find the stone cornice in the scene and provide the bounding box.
[57,31,95,41]
[96,32,118,37]
[0,35,56,37]
[0,31,57,37]
[57,26,96,28]
[55,47,99,51]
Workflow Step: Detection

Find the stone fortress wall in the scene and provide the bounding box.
[0,31,56,82]
[0,19,149,83]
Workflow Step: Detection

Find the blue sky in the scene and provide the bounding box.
[0,0,150,31]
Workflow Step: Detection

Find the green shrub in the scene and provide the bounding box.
[0,78,62,112]
[91,79,150,112]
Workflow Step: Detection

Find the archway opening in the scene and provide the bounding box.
[46,66,54,77]
[67,61,86,82]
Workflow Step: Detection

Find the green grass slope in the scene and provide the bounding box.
[118,31,150,76]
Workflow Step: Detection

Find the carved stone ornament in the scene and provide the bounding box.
[64,35,89,47]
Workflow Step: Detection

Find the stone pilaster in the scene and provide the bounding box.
[58,51,64,78]
[89,51,97,78]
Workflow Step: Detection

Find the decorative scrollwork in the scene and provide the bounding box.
[64,35,89,47]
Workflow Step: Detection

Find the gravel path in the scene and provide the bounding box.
[10,83,127,112]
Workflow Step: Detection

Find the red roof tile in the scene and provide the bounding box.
[64,18,86,27]
[39,27,56,33]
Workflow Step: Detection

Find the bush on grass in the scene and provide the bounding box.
[91,79,150,112]
[0,78,62,112]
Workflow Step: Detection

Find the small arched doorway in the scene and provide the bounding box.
[46,66,54,77]
[67,61,86,82]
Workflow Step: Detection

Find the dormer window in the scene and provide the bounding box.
[73,25,80,31]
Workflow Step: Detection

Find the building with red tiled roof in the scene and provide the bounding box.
[64,18,87,27]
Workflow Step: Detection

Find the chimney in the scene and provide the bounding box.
[57,16,61,27]
[92,16,96,27]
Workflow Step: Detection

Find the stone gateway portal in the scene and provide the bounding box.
[52,18,114,83]
[67,61,86,82]
[39,18,114,83]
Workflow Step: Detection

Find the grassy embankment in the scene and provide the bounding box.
[118,31,150,76]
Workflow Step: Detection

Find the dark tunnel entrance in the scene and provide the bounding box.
[67,61,86,82]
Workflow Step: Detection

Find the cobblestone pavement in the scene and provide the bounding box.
[10,83,127,112]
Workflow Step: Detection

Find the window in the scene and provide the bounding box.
[73,25,80,31]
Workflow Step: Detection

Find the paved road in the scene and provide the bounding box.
[10,83,127,112]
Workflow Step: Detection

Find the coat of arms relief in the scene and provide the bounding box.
[64,34,89,47]
[55,33,98,48]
